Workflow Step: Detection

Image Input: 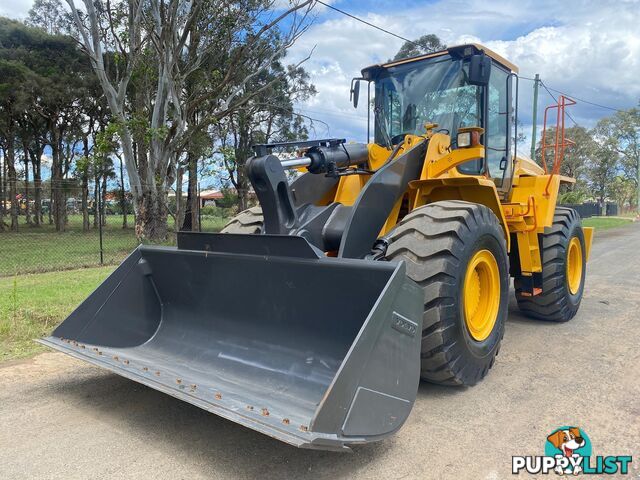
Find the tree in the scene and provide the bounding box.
[0,57,34,231]
[74,153,92,230]
[609,175,636,210]
[393,34,445,61]
[26,0,73,35]
[211,53,316,212]
[0,17,94,231]
[586,139,619,204]
[535,125,598,197]
[65,0,314,242]
[596,108,640,211]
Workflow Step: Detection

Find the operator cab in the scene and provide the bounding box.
[354,44,518,193]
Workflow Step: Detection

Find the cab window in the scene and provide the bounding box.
[486,66,510,186]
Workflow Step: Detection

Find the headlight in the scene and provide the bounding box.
[457,127,484,148]
[457,131,472,148]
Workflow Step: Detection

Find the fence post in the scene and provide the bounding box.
[98,192,104,265]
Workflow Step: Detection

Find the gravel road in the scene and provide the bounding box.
[1,223,639,479]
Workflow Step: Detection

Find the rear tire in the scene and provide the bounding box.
[220,206,264,234]
[385,201,509,386]
[515,207,586,322]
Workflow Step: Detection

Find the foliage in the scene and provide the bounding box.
[210,45,317,209]
[558,189,588,204]
[594,108,640,208]
[535,110,640,210]
[62,0,315,241]
[200,204,235,218]
[26,0,73,35]
[393,34,446,61]
[216,189,242,209]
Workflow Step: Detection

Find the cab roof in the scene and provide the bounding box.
[361,43,518,80]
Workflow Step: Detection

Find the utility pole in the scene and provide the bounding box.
[530,73,540,160]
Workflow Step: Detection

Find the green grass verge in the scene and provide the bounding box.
[582,217,634,230]
[0,266,114,361]
[0,214,229,276]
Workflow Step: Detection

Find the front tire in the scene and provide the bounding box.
[220,206,263,234]
[385,201,509,386]
[515,207,586,322]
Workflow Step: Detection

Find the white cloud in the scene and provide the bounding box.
[286,0,640,142]
[0,0,32,19]
[6,0,638,143]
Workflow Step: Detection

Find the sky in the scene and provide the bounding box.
[2,0,639,164]
[280,0,640,148]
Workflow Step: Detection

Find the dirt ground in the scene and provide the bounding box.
[1,224,639,480]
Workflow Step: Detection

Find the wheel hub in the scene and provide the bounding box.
[463,249,500,341]
[566,237,583,295]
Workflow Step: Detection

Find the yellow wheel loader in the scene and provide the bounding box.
[41,44,593,451]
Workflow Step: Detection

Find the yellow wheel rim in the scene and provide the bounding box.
[463,250,501,342]
[566,237,583,295]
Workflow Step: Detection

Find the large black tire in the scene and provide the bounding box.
[515,207,586,322]
[385,201,509,386]
[220,206,264,234]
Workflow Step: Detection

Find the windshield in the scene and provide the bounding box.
[374,56,482,147]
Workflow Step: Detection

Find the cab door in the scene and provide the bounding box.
[485,64,514,195]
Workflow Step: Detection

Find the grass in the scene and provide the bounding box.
[0,266,114,361]
[0,213,229,277]
[582,216,635,230]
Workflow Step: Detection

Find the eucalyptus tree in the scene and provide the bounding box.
[596,108,640,210]
[210,56,317,212]
[27,0,74,35]
[393,34,446,61]
[65,0,315,242]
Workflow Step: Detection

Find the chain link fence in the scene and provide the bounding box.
[0,185,232,277]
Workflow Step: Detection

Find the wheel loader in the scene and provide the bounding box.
[40,44,593,451]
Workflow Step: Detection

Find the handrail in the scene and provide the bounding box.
[539,95,576,196]
[506,195,535,218]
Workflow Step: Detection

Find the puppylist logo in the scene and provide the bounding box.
[512,426,633,475]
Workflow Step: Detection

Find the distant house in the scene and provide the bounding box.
[199,189,225,207]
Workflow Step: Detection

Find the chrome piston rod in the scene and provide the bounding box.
[280,157,312,169]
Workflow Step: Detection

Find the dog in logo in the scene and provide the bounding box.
[547,427,586,475]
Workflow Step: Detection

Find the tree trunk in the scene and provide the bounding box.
[6,133,19,232]
[135,187,169,242]
[22,142,31,225]
[50,126,65,232]
[175,165,185,233]
[237,167,249,211]
[93,174,99,228]
[29,146,43,226]
[181,153,199,231]
[234,114,253,211]
[101,173,107,227]
[119,156,127,228]
[81,174,89,231]
[81,137,90,232]
[48,184,53,225]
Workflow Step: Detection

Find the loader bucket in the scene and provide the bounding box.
[39,233,422,451]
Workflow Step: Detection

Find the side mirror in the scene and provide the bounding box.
[468,53,491,86]
[350,78,361,108]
